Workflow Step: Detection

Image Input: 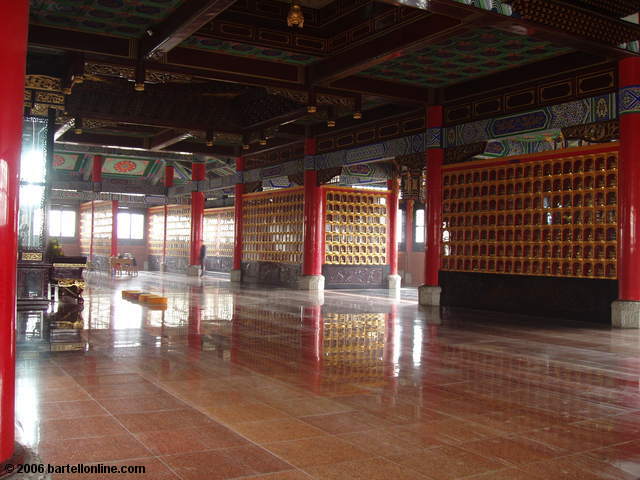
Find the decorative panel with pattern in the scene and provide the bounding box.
[79,202,92,257]
[92,201,113,256]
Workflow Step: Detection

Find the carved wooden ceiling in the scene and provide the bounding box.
[26,0,637,179]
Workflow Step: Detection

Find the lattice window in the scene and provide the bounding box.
[323,187,389,265]
[242,187,304,264]
[441,147,618,279]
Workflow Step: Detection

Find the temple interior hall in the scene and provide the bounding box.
[3,0,640,478]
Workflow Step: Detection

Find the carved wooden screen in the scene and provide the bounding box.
[242,187,304,264]
[323,187,389,266]
[441,145,618,279]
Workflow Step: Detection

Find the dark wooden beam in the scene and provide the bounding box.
[28,25,130,57]
[330,76,431,103]
[149,129,193,150]
[141,0,237,59]
[168,47,301,83]
[244,108,309,133]
[309,14,462,85]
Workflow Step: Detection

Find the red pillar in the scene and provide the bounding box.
[618,58,640,301]
[387,177,399,276]
[232,157,245,273]
[190,162,205,266]
[0,0,28,462]
[164,164,174,189]
[302,138,323,277]
[424,106,443,287]
[92,155,103,183]
[111,200,118,257]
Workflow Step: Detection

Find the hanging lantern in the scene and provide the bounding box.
[287,2,304,28]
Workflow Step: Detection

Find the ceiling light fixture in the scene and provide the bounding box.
[287,1,304,28]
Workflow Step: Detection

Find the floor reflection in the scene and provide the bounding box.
[13,271,640,480]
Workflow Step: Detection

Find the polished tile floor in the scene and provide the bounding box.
[14,272,640,479]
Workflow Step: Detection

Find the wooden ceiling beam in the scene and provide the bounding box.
[330,76,431,103]
[149,129,194,150]
[308,14,463,85]
[141,0,238,59]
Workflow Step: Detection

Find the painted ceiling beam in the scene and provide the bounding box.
[141,0,238,59]
[308,14,463,85]
[149,129,193,150]
[330,76,433,103]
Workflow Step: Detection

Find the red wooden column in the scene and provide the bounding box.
[164,164,174,189]
[111,200,118,257]
[419,106,444,306]
[0,0,28,464]
[387,177,401,289]
[188,162,205,275]
[92,155,103,183]
[612,57,640,327]
[231,156,245,282]
[300,138,324,290]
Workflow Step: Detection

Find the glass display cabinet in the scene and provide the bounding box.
[17,116,51,309]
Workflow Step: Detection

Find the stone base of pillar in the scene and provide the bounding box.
[230,269,242,283]
[422,305,442,325]
[418,285,442,306]
[611,300,640,328]
[388,274,402,290]
[160,263,168,273]
[186,265,201,277]
[298,275,325,291]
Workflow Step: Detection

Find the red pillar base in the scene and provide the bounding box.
[0,443,25,479]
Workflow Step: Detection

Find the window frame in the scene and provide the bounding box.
[397,202,407,252]
[48,206,77,241]
[117,209,146,245]
[413,202,426,252]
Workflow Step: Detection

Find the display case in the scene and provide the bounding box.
[203,207,234,272]
[17,116,51,309]
[241,187,304,286]
[147,205,165,271]
[322,186,390,288]
[441,146,619,280]
[165,204,191,273]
